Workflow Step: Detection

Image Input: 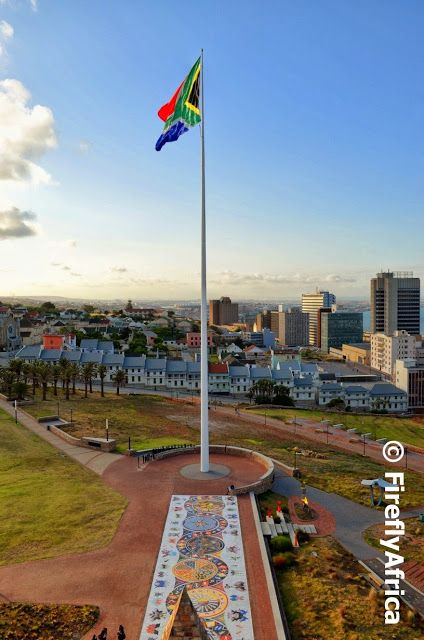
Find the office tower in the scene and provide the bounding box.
[209,296,239,325]
[370,271,420,335]
[274,307,309,346]
[255,310,272,331]
[301,290,336,346]
[320,311,363,352]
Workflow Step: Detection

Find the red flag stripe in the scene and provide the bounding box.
[157,81,184,122]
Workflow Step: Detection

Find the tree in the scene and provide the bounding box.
[0,369,15,399]
[29,362,39,396]
[12,381,28,401]
[22,362,32,385]
[37,362,52,401]
[51,364,61,396]
[8,358,24,381]
[327,397,345,410]
[113,369,126,395]
[69,363,80,395]
[250,379,275,404]
[273,384,295,407]
[98,364,107,397]
[40,301,56,312]
[83,304,95,314]
[81,363,96,398]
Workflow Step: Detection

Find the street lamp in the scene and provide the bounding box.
[70,408,73,424]
[106,418,109,441]
[264,410,267,426]
[362,433,366,456]
[57,401,60,418]
[14,399,17,424]
[326,422,330,445]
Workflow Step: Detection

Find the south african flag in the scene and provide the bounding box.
[155,57,201,151]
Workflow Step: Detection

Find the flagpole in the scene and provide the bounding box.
[200,48,209,473]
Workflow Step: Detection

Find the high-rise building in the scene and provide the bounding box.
[272,307,309,346]
[395,358,424,410]
[255,310,272,331]
[301,290,336,346]
[370,271,420,335]
[371,330,416,377]
[320,311,363,353]
[209,297,239,325]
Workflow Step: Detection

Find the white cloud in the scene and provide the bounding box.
[211,270,356,286]
[29,0,37,11]
[324,274,356,283]
[0,79,57,184]
[0,21,14,39]
[111,266,128,273]
[78,140,90,154]
[0,206,37,239]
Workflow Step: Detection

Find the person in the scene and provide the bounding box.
[92,636,98,640]
[117,625,126,640]
[98,629,108,640]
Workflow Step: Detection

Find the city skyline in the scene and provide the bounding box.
[1,1,424,299]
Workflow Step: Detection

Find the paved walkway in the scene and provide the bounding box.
[0,452,279,640]
[0,398,119,475]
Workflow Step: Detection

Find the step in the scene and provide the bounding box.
[260,522,271,536]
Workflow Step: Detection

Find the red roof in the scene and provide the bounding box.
[208,363,228,374]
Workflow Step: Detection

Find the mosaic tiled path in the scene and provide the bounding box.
[140,495,254,640]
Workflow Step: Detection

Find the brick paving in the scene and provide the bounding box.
[0,453,279,640]
[287,496,336,536]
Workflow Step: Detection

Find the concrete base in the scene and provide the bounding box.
[180,462,231,480]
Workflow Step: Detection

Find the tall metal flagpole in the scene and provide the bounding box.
[200,48,209,473]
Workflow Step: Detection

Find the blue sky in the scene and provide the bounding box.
[0,0,423,300]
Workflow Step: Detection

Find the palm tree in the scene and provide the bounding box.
[8,358,24,382]
[113,369,126,395]
[12,381,28,401]
[63,364,72,400]
[59,358,69,390]
[51,364,61,396]
[29,362,39,397]
[69,363,80,395]
[97,364,107,397]
[81,363,90,398]
[37,362,52,401]
[0,369,15,399]
[22,362,32,385]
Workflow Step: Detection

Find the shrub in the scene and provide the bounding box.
[272,551,295,569]
[270,535,292,552]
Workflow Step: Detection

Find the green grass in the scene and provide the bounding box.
[115,436,192,453]
[0,409,127,565]
[249,407,424,448]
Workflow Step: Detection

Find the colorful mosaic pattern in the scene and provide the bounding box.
[139,495,254,640]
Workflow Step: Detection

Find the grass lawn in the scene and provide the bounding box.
[0,409,127,565]
[275,536,424,639]
[248,407,424,449]
[115,436,192,453]
[364,518,424,565]
[0,602,98,640]
[22,390,424,508]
